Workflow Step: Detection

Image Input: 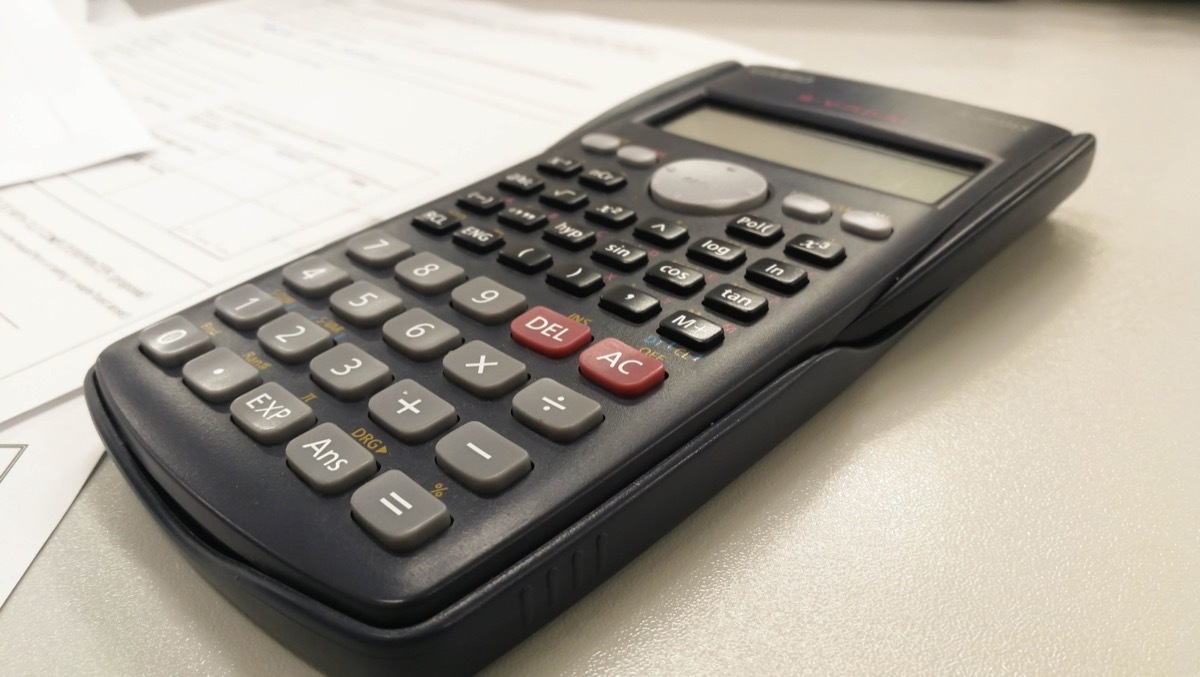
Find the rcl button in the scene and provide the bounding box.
[510,306,592,358]
[579,337,665,398]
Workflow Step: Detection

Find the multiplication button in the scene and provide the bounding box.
[443,340,528,398]
[368,379,457,444]
[286,423,377,494]
[351,470,451,552]
[435,422,532,494]
[214,284,284,330]
[512,378,603,443]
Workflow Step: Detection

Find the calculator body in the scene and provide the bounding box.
[85,63,1094,674]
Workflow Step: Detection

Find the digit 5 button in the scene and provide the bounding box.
[579,337,665,398]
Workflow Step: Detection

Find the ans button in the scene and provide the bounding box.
[580,337,665,398]
[510,306,592,358]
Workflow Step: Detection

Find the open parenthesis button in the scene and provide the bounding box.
[579,337,666,398]
[510,306,592,358]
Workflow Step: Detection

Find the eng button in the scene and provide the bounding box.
[579,337,665,398]
[510,306,592,358]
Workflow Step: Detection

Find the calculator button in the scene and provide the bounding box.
[282,257,351,298]
[139,316,213,367]
[182,347,262,403]
[368,379,457,444]
[345,230,413,268]
[442,340,528,398]
[687,237,746,270]
[649,159,768,215]
[841,210,893,240]
[412,209,461,235]
[452,224,505,253]
[616,145,658,168]
[579,168,627,192]
[584,202,637,228]
[310,343,392,401]
[539,187,589,211]
[214,284,284,330]
[580,132,622,154]
[497,205,548,231]
[785,234,846,267]
[579,337,666,398]
[703,283,769,322]
[746,258,809,294]
[231,382,316,445]
[286,423,377,495]
[512,378,603,443]
[726,214,784,246]
[498,244,553,274]
[510,306,592,358]
[257,313,334,364]
[435,422,531,494]
[450,277,528,325]
[456,190,504,215]
[542,221,596,250]
[633,218,688,248]
[644,260,705,296]
[546,263,604,296]
[351,470,451,552]
[382,308,462,361]
[658,310,724,351]
[591,240,648,271]
[781,192,833,222]
[537,155,582,177]
[498,171,544,195]
[395,252,466,294]
[330,280,405,328]
[599,285,661,323]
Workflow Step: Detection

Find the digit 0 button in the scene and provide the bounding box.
[351,470,450,552]
[579,337,665,398]
[139,316,213,367]
[510,306,592,358]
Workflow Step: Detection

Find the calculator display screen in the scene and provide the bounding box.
[657,103,975,203]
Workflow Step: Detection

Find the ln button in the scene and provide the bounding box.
[579,337,665,398]
[510,306,592,358]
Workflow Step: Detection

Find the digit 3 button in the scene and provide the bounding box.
[579,337,666,398]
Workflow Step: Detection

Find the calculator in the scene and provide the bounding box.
[85,62,1094,675]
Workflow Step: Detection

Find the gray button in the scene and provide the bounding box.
[616,144,658,168]
[351,470,450,552]
[841,210,893,239]
[331,280,405,328]
[139,316,213,367]
[449,277,527,325]
[512,378,603,442]
[649,159,769,215]
[214,284,284,330]
[395,252,466,294]
[257,312,334,364]
[781,192,833,222]
[231,382,316,445]
[443,340,527,398]
[580,132,621,154]
[310,343,392,401]
[368,379,457,444]
[345,230,413,268]
[182,347,262,403]
[382,308,462,361]
[282,256,352,298]
[435,422,531,494]
[286,423,377,494]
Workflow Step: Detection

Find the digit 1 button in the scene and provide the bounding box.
[579,337,666,398]
[310,343,392,401]
[351,470,451,552]
[436,422,532,494]
[450,277,527,325]
[395,252,466,294]
[139,316,213,367]
[257,312,334,364]
[282,257,351,298]
[510,306,592,358]
[214,284,284,330]
[512,378,603,443]
[286,423,378,495]
[785,234,845,267]
[182,347,262,403]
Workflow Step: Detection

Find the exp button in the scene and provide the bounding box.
[510,306,592,358]
[579,337,665,398]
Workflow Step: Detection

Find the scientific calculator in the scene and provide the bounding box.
[85,63,1094,675]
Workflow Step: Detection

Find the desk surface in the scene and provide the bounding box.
[3,1,1198,673]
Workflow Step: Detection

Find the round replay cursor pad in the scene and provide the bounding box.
[649,159,769,215]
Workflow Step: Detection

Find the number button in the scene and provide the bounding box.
[785,234,846,267]
[643,260,705,296]
[182,347,262,403]
[394,252,466,294]
[139,316,213,367]
[435,422,531,495]
[345,230,413,268]
[286,423,378,495]
[382,308,462,361]
[282,257,352,298]
[442,340,528,398]
[351,470,450,552]
[368,379,457,444]
[231,382,316,445]
[330,280,405,328]
[257,312,334,363]
[310,343,392,401]
[214,284,284,330]
[511,378,604,442]
[450,277,527,325]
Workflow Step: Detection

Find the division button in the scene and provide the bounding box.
[745,258,809,294]
[703,283,769,322]
[649,159,768,215]
[537,155,583,177]
[368,379,457,444]
[687,237,747,270]
[657,310,724,352]
[539,187,589,211]
[231,382,316,445]
[644,260,705,296]
[512,378,603,443]
[435,422,532,495]
[351,470,451,552]
[546,263,604,297]
[634,218,688,248]
[286,423,378,495]
[345,230,413,268]
[310,343,392,401]
[452,224,505,253]
[330,280,405,328]
[382,308,462,361]
[214,284,284,330]
[584,201,637,228]
[411,209,461,235]
[579,337,666,398]
[781,192,833,222]
[498,171,544,195]
[616,144,658,168]
[395,252,466,294]
[785,234,846,268]
[443,340,528,398]
[257,312,333,364]
[542,221,596,250]
[726,214,784,245]
[599,285,661,323]
[450,276,527,325]
[579,167,627,192]
[498,244,553,274]
[591,239,648,271]
[840,210,893,239]
[456,190,505,215]
[510,306,592,358]
[580,132,622,154]
[497,205,548,231]
[139,316,213,367]
[282,257,351,298]
[182,347,262,403]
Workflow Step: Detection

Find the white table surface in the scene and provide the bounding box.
[3,1,1198,674]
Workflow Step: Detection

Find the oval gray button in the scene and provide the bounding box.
[649,159,769,215]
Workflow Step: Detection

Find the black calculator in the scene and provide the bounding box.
[85,63,1094,675]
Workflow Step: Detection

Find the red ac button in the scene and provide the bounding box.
[579,337,665,398]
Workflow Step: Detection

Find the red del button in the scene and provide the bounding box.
[510,306,592,358]
[579,337,665,398]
